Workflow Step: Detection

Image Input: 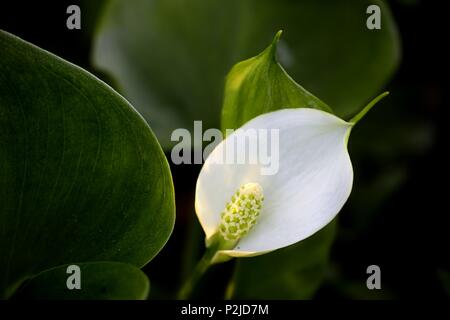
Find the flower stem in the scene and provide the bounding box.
[178,232,237,299]
[349,91,389,125]
[177,246,215,299]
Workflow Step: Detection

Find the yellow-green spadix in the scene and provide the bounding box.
[195,93,387,259]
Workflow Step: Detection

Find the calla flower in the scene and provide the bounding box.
[195,93,387,262]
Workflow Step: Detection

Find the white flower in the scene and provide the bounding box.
[195,93,387,262]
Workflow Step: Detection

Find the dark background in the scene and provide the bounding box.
[0,0,448,299]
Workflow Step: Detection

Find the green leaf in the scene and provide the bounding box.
[93,0,400,148]
[15,262,150,300]
[0,30,175,298]
[221,31,331,130]
[228,222,336,299]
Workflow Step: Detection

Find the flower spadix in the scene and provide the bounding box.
[219,182,264,241]
[196,93,387,261]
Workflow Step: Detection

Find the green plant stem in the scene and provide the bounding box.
[177,245,217,299]
[178,232,236,299]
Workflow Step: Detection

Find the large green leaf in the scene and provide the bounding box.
[228,222,336,299]
[93,0,400,147]
[16,262,150,300]
[0,30,175,298]
[222,31,331,130]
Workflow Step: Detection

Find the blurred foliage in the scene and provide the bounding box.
[15,262,150,300]
[228,222,337,299]
[438,270,450,297]
[93,0,400,147]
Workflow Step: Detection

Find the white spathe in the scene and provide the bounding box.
[195,108,353,258]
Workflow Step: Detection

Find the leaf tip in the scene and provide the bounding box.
[350,91,390,125]
[274,30,283,42]
[265,30,283,60]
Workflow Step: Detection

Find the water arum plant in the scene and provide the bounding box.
[179,30,389,298]
[197,95,387,258]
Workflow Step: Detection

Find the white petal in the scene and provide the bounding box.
[195,108,353,257]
